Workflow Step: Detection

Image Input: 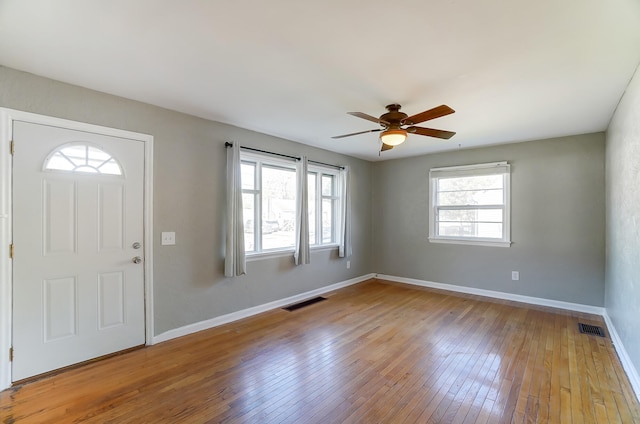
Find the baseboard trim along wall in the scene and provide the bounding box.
[603,311,640,402]
[152,273,376,344]
[376,274,605,315]
[378,273,640,402]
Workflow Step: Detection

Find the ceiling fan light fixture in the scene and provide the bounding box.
[379,129,407,146]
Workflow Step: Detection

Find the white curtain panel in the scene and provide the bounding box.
[294,156,310,265]
[224,142,246,277]
[339,165,352,258]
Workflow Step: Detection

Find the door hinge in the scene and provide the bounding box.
[9,347,13,362]
[10,140,14,155]
[9,244,14,259]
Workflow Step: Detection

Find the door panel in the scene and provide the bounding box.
[98,183,125,251]
[43,276,77,342]
[43,179,77,255]
[12,121,145,381]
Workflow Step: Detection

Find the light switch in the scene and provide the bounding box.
[161,232,176,245]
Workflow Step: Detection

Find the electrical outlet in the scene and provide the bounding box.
[347,260,351,269]
[161,232,176,246]
[512,271,520,281]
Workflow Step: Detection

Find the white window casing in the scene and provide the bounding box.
[429,161,511,247]
[240,151,343,258]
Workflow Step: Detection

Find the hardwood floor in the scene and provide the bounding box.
[2,278,639,423]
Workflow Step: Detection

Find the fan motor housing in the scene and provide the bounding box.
[380,104,408,128]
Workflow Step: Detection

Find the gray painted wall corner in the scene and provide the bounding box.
[605,63,640,381]
[372,134,606,306]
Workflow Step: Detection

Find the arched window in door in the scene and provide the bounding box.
[43,142,123,175]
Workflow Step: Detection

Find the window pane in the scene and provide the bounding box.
[439,175,503,192]
[322,198,335,243]
[46,153,75,171]
[242,193,255,252]
[87,146,112,161]
[438,208,503,223]
[438,222,475,237]
[261,166,296,250]
[308,173,317,245]
[322,175,334,196]
[62,145,88,166]
[98,159,122,175]
[438,222,503,239]
[476,223,503,238]
[241,163,255,190]
[438,188,503,206]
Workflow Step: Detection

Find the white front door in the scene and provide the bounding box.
[12,121,146,381]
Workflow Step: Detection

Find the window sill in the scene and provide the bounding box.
[428,237,512,248]
[246,249,294,262]
[311,244,339,252]
[245,244,339,261]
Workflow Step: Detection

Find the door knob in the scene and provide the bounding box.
[132,256,142,264]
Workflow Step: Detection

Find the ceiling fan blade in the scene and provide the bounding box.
[348,112,390,126]
[407,126,456,139]
[332,128,382,139]
[403,105,455,125]
[381,143,394,151]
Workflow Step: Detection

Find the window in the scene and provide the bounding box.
[44,143,122,175]
[308,166,340,246]
[241,154,297,253]
[429,162,511,247]
[240,152,343,255]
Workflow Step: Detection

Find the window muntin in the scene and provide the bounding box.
[429,162,510,247]
[241,152,342,255]
[44,143,122,175]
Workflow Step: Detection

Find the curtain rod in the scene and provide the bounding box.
[225,142,344,170]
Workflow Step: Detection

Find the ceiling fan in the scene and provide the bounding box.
[333,104,456,152]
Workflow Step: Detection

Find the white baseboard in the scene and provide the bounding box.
[375,274,605,315]
[151,273,375,344]
[603,311,640,402]
[151,272,640,404]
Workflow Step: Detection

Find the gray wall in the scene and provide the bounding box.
[0,66,374,335]
[372,134,606,306]
[606,64,640,374]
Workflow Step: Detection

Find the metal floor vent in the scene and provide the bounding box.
[283,296,327,312]
[578,323,606,337]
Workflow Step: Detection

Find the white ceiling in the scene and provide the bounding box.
[1,0,640,161]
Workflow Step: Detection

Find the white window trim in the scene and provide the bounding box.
[241,152,298,255]
[308,164,341,248]
[428,161,511,247]
[240,152,343,256]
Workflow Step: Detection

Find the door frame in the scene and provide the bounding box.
[0,108,154,390]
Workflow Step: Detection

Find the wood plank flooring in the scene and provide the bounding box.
[2,278,639,423]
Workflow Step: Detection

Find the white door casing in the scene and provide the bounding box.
[0,109,154,388]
